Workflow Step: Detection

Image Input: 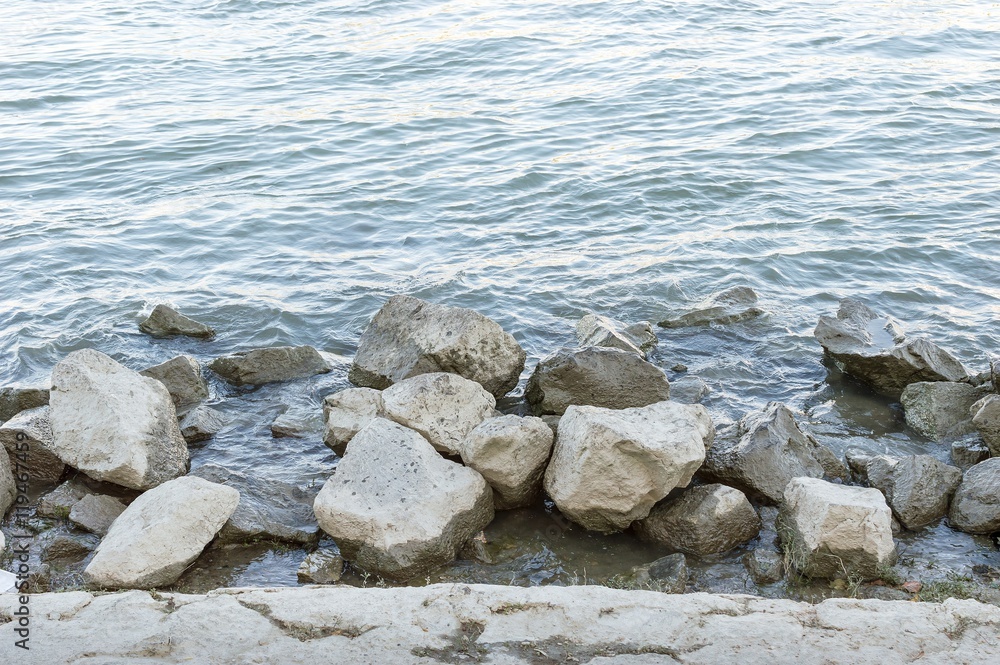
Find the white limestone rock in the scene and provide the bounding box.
[0,406,65,482]
[459,414,554,510]
[322,387,385,455]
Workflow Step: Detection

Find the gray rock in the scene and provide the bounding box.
[36,478,91,518]
[270,410,316,439]
[628,554,688,593]
[139,304,215,339]
[69,494,127,536]
[322,388,385,455]
[209,346,331,386]
[540,414,560,437]
[140,355,209,409]
[949,458,1000,534]
[575,314,657,358]
[658,286,764,329]
[178,405,226,444]
[901,381,982,441]
[971,394,1000,456]
[40,532,99,563]
[348,295,526,399]
[814,298,968,398]
[459,414,554,510]
[191,463,319,545]
[0,445,13,518]
[525,347,671,416]
[864,454,962,529]
[49,349,189,490]
[669,376,710,404]
[702,402,846,504]
[744,549,785,585]
[0,386,49,425]
[992,355,1000,394]
[312,418,494,581]
[952,437,990,471]
[862,586,912,602]
[634,484,761,555]
[0,406,65,483]
[297,549,344,584]
[543,401,712,533]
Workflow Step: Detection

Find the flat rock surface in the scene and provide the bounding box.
[3,585,999,664]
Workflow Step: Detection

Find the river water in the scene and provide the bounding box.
[1,0,998,596]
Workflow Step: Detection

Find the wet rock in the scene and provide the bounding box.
[525,347,671,416]
[270,410,316,439]
[139,355,209,409]
[575,314,657,358]
[971,394,1000,456]
[862,586,912,601]
[658,286,764,329]
[949,458,1000,534]
[322,388,385,455]
[543,401,712,533]
[178,405,226,444]
[381,372,496,456]
[0,386,49,425]
[952,437,990,471]
[744,548,785,585]
[814,298,968,398]
[209,345,331,386]
[628,553,688,593]
[863,454,962,529]
[139,304,215,339]
[84,476,240,589]
[541,415,560,437]
[297,548,344,584]
[50,349,188,490]
[0,406,65,483]
[348,295,526,399]
[312,418,494,581]
[634,484,761,555]
[459,414,554,510]
[0,449,12,517]
[669,376,710,404]
[778,477,896,580]
[37,478,91,518]
[702,402,846,504]
[191,463,319,544]
[40,532,99,563]
[69,494,127,536]
[900,381,982,441]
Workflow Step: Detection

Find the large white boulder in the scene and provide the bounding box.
[459,414,554,509]
[49,349,188,490]
[543,401,713,533]
[348,295,526,399]
[84,476,239,589]
[634,484,761,555]
[381,372,496,455]
[779,477,896,580]
[322,387,385,455]
[949,458,1000,535]
[0,405,66,482]
[313,419,494,581]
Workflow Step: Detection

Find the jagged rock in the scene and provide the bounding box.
[297,548,344,584]
[0,386,49,425]
[952,437,990,471]
[459,414,554,510]
[348,295,526,399]
[36,478,91,518]
[69,494,127,536]
[139,304,215,339]
[901,381,982,441]
[0,406,65,482]
[525,347,671,416]
[178,405,226,444]
[209,346,330,386]
[814,298,968,398]
[971,394,1000,456]
[49,349,188,490]
[949,458,1000,534]
[634,484,761,555]
[84,476,239,589]
[322,388,385,455]
[312,419,494,581]
[191,463,319,544]
[140,355,209,409]
[702,403,846,504]
[627,554,688,593]
[744,548,785,585]
[381,372,496,455]
[543,401,712,533]
[669,376,710,404]
[862,454,962,529]
[575,314,657,358]
[0,446,13,518]
[658,286,764,329]
[778,477,896,580]
[40,532,99,563]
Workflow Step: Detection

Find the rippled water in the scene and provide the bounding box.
[2,0,999,595]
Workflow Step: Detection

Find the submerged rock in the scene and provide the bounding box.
[543,401,712,533]
[900,381,982,441]
[0,405,66,482]
[0,386,49,425]
[322,387,385,455]
[778,477,896,581]
[669,376,710,404]
[634,484,761,555]
[178,405,226,444]
[348,295,526,399]
[297,548,344,584]
[814,298,968,398]
[459,414,554,510]
[863,454,962,529]
[658,286,764,329]
[312,419,494,581]
[69,494,127,536]
[138,304,215,339]
[209,345,331,386]
[84,476,239,589]
[270,409,317,439]
[140,355,209,409]
[525,347,671,416]
[744,548,785,585]
[627,554,688,593]
[971,394,1000,456]
[40,532,99,563]
[49,349,188,490]
[575,314,657,358]
[949,458,1000,535]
